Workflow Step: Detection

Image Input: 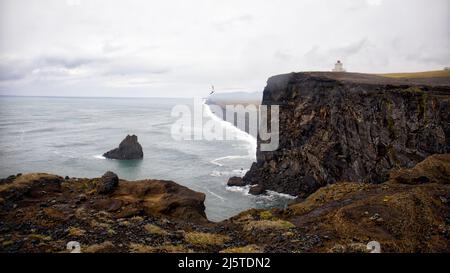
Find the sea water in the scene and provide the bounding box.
[0,96,294,221]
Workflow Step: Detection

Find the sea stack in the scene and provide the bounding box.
[103,135,143,160]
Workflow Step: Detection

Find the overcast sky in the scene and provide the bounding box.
[0,0,449,97]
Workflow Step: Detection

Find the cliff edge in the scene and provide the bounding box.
[243,72,450,196]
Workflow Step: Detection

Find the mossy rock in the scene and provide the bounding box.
[244,220,295,232]
[144,224,168,236]
[259,210,274,220]
[184,232,230,246]
[220,244,263,253]
[129,243,190,253]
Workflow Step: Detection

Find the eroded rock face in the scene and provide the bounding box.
[103,135,143,160]
[243,72,450,197]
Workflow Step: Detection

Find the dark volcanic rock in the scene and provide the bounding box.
[114,179,207,222]
[0,173,63,201]
[389,154,450,185]
[249,184,266,195]
[243,72,450,197]
[97,171,119,194]
[227,176,247,187]
[103,135,143,160]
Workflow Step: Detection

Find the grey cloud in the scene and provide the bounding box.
[102,64,171,77]
[330,39,369,57]
[0,0,448,97]
[304,39,370,65]
[0,65,28,81]
[37,55,100,69]
[0,55,102,82]
[405,45,450,66]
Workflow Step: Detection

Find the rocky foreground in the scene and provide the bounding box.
[0,154,448,253]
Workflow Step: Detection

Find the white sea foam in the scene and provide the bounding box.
[210,169,249,177]
[226,185,297,201]
[226,185,251,194]
[266,190,297,200]
[210,155,249,167]
[93,154,106,159]
[203,101,257,160]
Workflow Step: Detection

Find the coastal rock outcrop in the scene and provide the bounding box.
[227,177,246,187]
[243,72,450,197]
[112,179,207,221]
[248,184,266,195]
[103,135,143,160]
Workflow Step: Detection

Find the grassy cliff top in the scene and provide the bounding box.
[378,70,450,79]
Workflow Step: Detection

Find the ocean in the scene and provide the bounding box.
[0,96,293,221]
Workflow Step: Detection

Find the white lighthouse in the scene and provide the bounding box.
[332,60,345,72]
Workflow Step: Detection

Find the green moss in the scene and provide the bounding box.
[402,86,424,95]
[417,92,428,120]
[387,145,400,167]
[107,228,116,236]
[401,87,428,120]
[68,227,86,237]
[144,224,168,236]
[2,240,14,247]
[259,210,274,220]
[383,99,397,139]
[244,220,296,231]
[220,245,263,253]
[28,234,52,241]
[184,232,230,246]
[386,116,396,138]
[129,243,190,253]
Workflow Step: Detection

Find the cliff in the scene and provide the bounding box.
[243,72,450,197]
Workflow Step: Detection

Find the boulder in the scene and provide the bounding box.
[97,171,119,194]
[103,135,143,160]
[113,179,207,222]
[227,176,246,187]
[249,184,266,195]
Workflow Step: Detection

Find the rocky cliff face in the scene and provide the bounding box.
[243,72,450,196]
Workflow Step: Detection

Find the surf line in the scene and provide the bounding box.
[210,155,248,167]
[203,100,257,160]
